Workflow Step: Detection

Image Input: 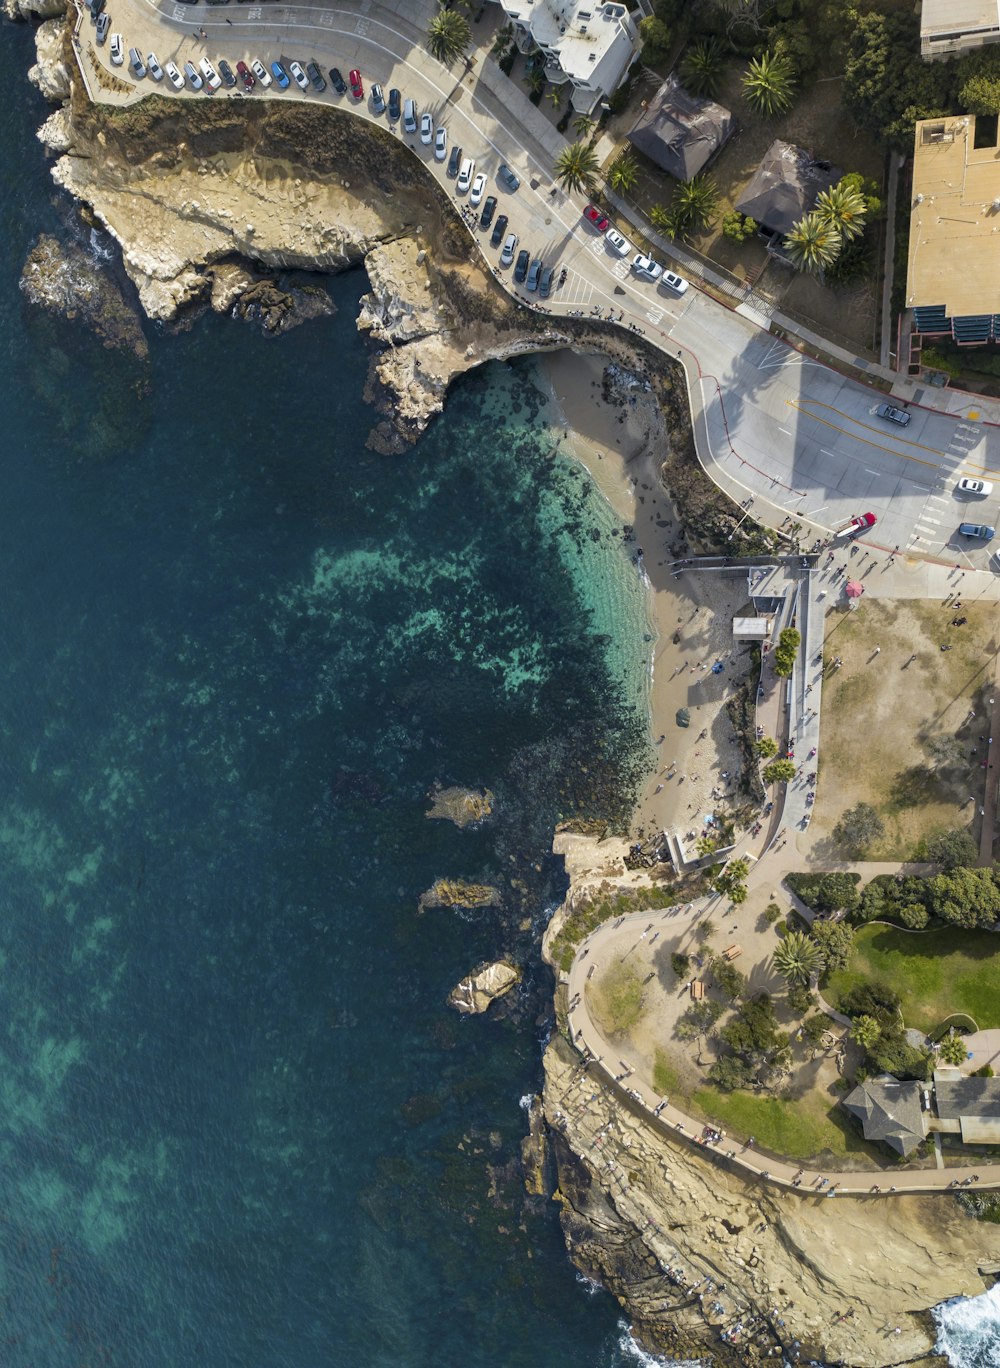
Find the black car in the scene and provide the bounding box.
[513,249,530,284]
[217,59,236,87]
[479,196,497,229]
[497,163,520,192]
[388,87,401,122]
[329,66,347,94]
[371,82,385,114]
[490,213,508,248]
[89,0,106,21]
[306,61,326,92]
[447,144,462,178]
[539,265,555,298]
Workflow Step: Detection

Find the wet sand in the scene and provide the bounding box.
[535,349,750,842]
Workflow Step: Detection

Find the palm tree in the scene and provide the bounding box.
[939,1032,969,1067]
[742,49,796,117]
[773,930,824,987]
[426,9,471,64]
[784,211,842,274]
[547,87,563,109]
[680,38,724,97]
[573,113,597,142]
[526,64,546,97]
[851,1014,882,1052]
[555,141,601,194]
[815,182,868,243]
[673,173,719,234]
[607,148,639,195]
[650,202,691,240]
[491,21,514,59]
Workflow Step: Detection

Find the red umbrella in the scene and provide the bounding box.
[845,581,865,598]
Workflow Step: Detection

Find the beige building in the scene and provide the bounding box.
[921,0,1000,59]
[493,0,641,114]
[906,113,1000,342]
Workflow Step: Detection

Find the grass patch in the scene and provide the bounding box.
[653,1049,680,1098]
[826,923,1000,1033]
[550,883,681,973]
[689,1086,879,1162]
[589,964,645,1036]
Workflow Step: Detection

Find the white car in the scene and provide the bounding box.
[499,232,518,268]
[290,60,309,91]
[419,112,433,145]
[958,477,994,497]
[165,60,184,91]
[146,52,164,82]
[469,173,487,207]
[199,58,222,92]
[631,253,663,283]
[456,158,475,194]
[659,269,689,296]
[183,60,204,90]
[605,228,630,256]
[251,59,272,88]
[109,32,123,65]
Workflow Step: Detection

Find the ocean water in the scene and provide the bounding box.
[0,24,670,1368]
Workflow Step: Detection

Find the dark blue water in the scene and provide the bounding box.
[0,26,662,1368]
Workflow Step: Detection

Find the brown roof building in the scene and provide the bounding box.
[627,75,734,182]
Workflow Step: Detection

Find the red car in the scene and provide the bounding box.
[236,60,255,91]
[853,512,877,530]
[583,203,609,232]
[349,67,363,99]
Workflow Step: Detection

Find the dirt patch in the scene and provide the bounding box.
[813,598,1000,858]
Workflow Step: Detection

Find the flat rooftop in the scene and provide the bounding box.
[906,114,1000,318]
[921,0,1000,41]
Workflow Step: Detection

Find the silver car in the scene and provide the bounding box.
[499,232,518,268]
[419,112,433,145]
[146,52,164,82]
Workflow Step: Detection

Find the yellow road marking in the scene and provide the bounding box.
[786,397,1000,477]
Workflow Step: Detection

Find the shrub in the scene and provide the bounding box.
[772,627,800,678]
[671,951,691,978]
[722,210,758,243]
[764,901,782,924]
[833,801,884,857]
[899,902,930,930]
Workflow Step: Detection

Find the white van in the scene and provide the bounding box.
[402,97,417,134]
[456,158,474,193]
[199,57,222,92]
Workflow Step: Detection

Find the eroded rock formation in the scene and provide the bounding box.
[448,960,521,1015]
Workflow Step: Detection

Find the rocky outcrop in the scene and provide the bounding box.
[28,15,71,102]
[419,879,502,913]
[447,960,521,1015]
[20,232,149,357]
[5,0,65,21]
[425,784,495,829]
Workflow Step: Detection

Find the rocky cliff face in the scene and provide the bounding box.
[539,834,1000,1367]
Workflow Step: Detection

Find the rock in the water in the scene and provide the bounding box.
[447,960,520,1015]
[20,233,148,358]
[419,879,501,912]
[426,784,494,829]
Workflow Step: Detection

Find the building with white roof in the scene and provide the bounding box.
[921,0,1000,59]
[493,0,641,115]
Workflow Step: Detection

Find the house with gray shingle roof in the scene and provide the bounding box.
[842,1075,926,1156]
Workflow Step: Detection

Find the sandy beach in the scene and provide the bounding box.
[535,349,753,845]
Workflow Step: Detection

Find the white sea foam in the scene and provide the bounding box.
[613,1320,705,1366]
[519,1093,534,1111]
[574,1269,602,1296]
[88,228,114,263]
[934,1282,1000,1368]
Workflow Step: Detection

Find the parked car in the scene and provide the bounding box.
[632,253,663,283]
[960,522,995,540]
[958,477,993,496]
[526,258,543,292]
[469,172,487,207]
[146,52,164,82]
[306,61,326,93]
[497,163,519,192]
[200,58,222,91]
[183,60,203,89]
[513,248,530,284]
[659,269,689,296]
[128,47,146,79]
[218,59,237,87]
[456,158,475,193]
[500,232,518,268]
[490,213,508,248]
[109,33,124,65]
[605,228,630,256]
[370,82,385,113]
[251,59,272,88]
[419,113,433,145]
[165,60,185,90]
[290,61,309,91]
[89,0,106,20]
[270,61,290,89]
[329,66,347,95]
[583,203,609,232]
[876,402,910,427]
[434,127,447,161]
[479,195,497,229]
[447,145,462,177]
[237,60,255,91]
[349,68,363,99]
[388,87,401,121]
[403,98,417,133]
[95,12,110,44]
[539,265,555,298]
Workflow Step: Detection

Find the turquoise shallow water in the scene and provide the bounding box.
[0,28,665,1367]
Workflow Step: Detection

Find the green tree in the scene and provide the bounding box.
[426,8,471,64]
[851,1013,882,1052]
[899,902,930,930]
[675,998,725,1041]
[833,801,884,857]
[784,212,842,274]
[764,901,782,924]
[547,87,563,109]
[670,951,691,978]
[490,21,514,59]
[711,957,747,1002]
[762,758,796,786]
[742,49,797,118]
[607,148,639,195]
[773,929,824,986]
[696,917,717,943]
[639,15,672,62]
[961,72,1000,115]
[672,174,720,235]
[772,627,800,677]
[939,1032,969,1067]
[722,210,758,243]
[840,979,900,1027]
[926,827,978,871]
[554,141,601,194]
[649,202,688,239]
[814,872,860,915]
[708,1054,753,1090]
[928,867,1000,929]
[572,113,596,141]
[843,8,953,150]
[681,38,725,97]
[787,983,816,1014]
[815,182,868,243]
[696,834,719,858]
[810,920,855,972]
[802,1013,829,1047]
[755,736,778,758]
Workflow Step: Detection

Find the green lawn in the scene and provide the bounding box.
[690,1085,878,1162]
[826,924,1000,1033]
